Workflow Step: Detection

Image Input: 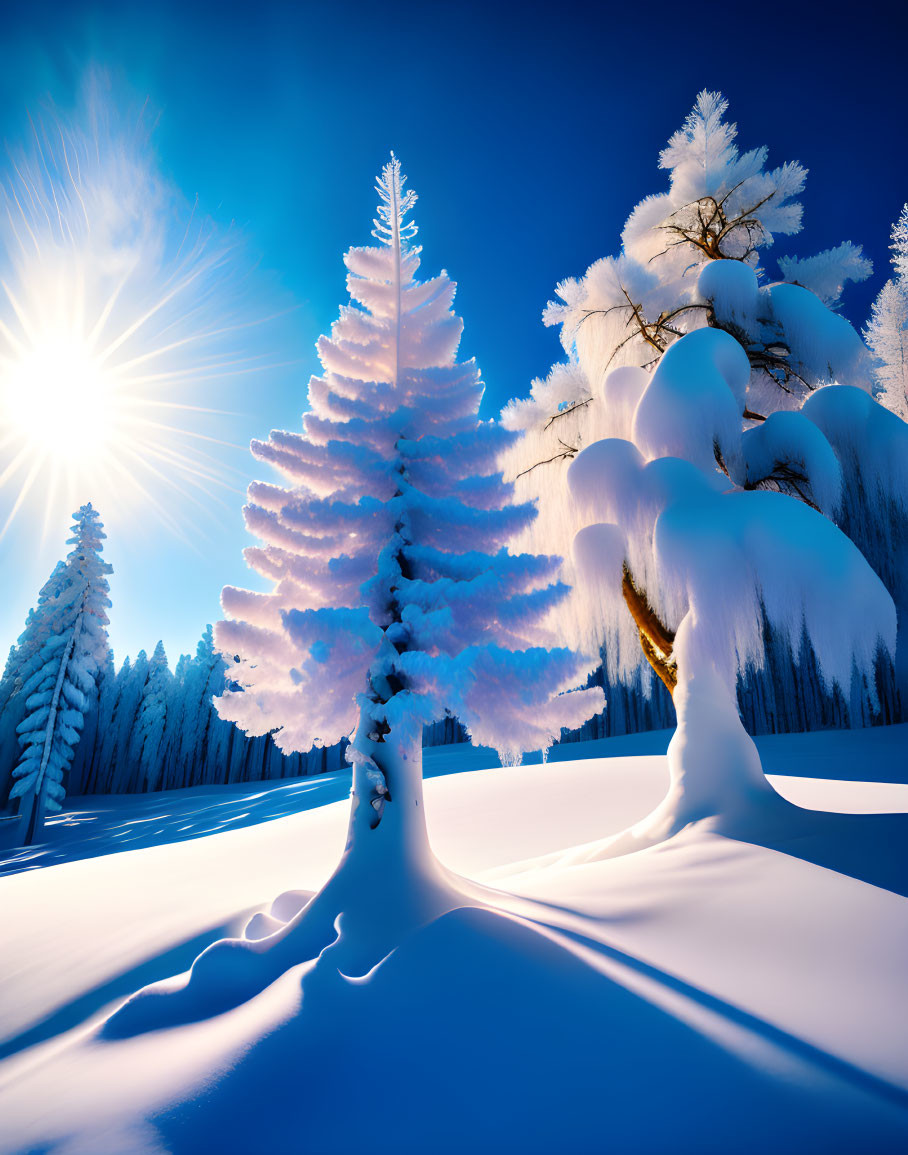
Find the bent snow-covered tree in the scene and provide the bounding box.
[501,90,907,732]
[106,156,602,1034]
[565,327,897,856]
[9,504,112,844]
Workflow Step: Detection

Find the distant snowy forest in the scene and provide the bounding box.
[0,508,469,818]
[1,90,906,839]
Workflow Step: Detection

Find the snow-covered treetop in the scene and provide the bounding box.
[66,502,113,627]
[371,153,419,250]
[67,501,107,550]
[217,157,602,765]
[653,89,806,261]
[526,91,870,414]
[25,504,113,651]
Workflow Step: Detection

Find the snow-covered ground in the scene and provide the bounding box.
[1,727,907,1153]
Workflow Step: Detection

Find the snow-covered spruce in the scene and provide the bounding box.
[865,203,908,421]
[0,561,68,810]
[563,326,896,857]
[105,156,603,1034]
[8,504,112,845]
[170,625,227,789]
[128,640,173,792]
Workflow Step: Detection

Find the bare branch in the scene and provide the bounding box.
[543,397,592,431]
[514,440,579,480]
[715,440,821,513]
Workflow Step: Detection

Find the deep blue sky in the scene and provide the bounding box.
[0,0,905,664]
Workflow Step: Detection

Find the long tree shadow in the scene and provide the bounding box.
[738,808,908,897]
[529,916,908,1109]
[0,910,262,1062]
[4,896,906,1151]
[147,904,908,1154]
[0,772,353,878]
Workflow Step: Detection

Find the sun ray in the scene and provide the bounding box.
[0,82,277,542]
[41,457,63,545]
[100,451,199,546]
[0,442,32,489]
[113,440,228,539]
[127,399,242,416]
[0,452,45,540]
[85,268,134,349]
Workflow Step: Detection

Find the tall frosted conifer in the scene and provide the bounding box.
[109,157,602,1033]
[10,504,112,843]
[0,563,66,807]
[217,152,601,877]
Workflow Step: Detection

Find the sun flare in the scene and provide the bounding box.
[0,82,266,543]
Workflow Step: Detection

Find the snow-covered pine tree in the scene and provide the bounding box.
[0,644,22,811]
[175,626,229,788]
[107,155,603,1034]
[130,641,173,792]
[865,204,908,420]
[78,647,117,795]
[170,629,211,788]
[107,649,148,792]
[9,504,112,844]
[65,645,106,797]
[501,91,901,734]
[88,654,133,794]
[159,652,191,788]
[0,564,69,810]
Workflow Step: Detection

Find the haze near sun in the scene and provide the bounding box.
[0,72,261,543]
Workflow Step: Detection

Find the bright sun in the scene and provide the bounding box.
[2,333,114,459]
[0,94,259,544]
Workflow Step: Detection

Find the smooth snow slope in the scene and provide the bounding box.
[0,729,907,1153]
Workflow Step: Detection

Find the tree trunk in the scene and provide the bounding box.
[345,720,434,878]
[562,612,793,864]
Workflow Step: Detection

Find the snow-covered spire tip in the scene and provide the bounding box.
[372,152,418,248]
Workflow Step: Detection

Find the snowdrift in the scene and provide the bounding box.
[1,730,907,1153]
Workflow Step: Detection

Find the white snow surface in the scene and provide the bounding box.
[1,727,907,1153]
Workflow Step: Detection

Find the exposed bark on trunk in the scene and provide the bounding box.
[621,565,677,695]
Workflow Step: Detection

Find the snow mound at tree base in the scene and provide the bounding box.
[4,891,908,1155]
[140,905,908,1152]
